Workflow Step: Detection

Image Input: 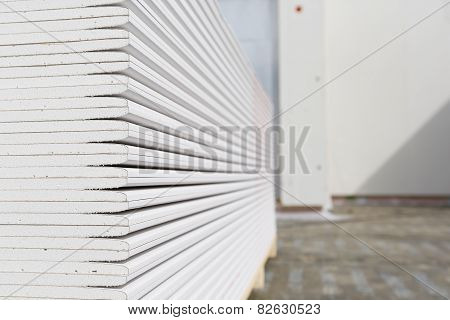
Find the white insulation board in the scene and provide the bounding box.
[0,0,276,300]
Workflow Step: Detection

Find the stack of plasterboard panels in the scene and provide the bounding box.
[0,0,276,300]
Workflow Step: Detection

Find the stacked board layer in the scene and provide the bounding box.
[0,0,276,299]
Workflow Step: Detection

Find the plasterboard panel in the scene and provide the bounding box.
[0,25,258,129]
[0,7,128,24]
[146,209,270,299]
[0,179,267,213]
[0,184,269,236]
[0,0,124,13]
[0,120,255,165]
[181,217,271,299]
[0,5,271,134]
[0,195,270,289]
[0,97,126,111]
[0,167,258,190]
[0,1,264,127]
[0,0,276,300]
[1,198,269,298]
[0,196,269,288]
[0,96,245,159]
[0,52,129,68]
[0,73,261,157]
[0,29,128,47]
[0,17,129,35]
[0,54,255,139]
[0,190,268,257]
[0,143,259,172]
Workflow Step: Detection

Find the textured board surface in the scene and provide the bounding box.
[0,180,266,213]
[0,0,276,300]
[0,167,257,190]
[0,185,268,235]
[0,143,259,172]
[1,198,272,298]
[0,190,269,259]
[0,0,125,13]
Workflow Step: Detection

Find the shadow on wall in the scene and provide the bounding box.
[357,100,450,196]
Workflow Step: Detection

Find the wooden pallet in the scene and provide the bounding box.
[241,235,277,299]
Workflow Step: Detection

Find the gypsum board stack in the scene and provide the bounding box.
[0,180,269,214]
[0,75,263,160]
[0,184,266,236]
[0,1,271,156]
[0,98,267,169]
[0,191,272,285]
[0,195,274,299]
[144,207,276,300]
[0,167,260,190]
[0,0,276,300]
[0,120,261,168]
[0,7,269,156]
[0,1,272,122]
[0,144,264,172]
[0,178,275,298]
[0,97,255,164]
[0,0,270,160]
[0,188,270,261]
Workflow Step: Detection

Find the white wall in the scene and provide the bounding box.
[325,0,450,196]
[218,0,450,199]
[218,0,278,105]
[279,0,328,207]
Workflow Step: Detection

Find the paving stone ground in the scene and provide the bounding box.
[250,206,450,300]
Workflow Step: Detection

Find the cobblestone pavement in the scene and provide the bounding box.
[250,206,450,299]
